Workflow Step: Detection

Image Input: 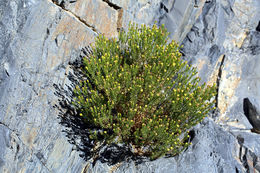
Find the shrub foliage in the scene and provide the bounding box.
[73,23,216,160]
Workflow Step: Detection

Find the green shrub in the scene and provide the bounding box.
[73,23,216,160]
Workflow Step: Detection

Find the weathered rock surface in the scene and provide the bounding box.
[0,0,260,172]
[0,0,96,172]
[52,0,120,37]
[156,0,206,42]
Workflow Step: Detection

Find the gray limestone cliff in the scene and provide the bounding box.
[0,0,260,172]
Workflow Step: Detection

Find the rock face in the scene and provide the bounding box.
[0,0,259,172]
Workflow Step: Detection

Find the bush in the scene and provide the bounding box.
[73,23,216,160]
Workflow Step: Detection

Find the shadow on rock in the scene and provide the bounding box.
[53,46,143,166]
[243,98,260,134]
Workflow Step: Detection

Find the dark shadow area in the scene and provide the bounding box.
[53,46,145,166]
[256,21,260,32]
[160,2,169,13]
[241,31,260,55]
[237,135,260,172]
[99,144,134,165]
[243,98,260,134]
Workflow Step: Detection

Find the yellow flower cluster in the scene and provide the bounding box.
[72,22,217,160]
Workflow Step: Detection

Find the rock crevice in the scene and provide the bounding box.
[50,0,99,34]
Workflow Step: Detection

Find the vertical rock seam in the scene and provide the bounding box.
[215,54,225,111]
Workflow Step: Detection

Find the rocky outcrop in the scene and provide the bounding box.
[0,0,260,172]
